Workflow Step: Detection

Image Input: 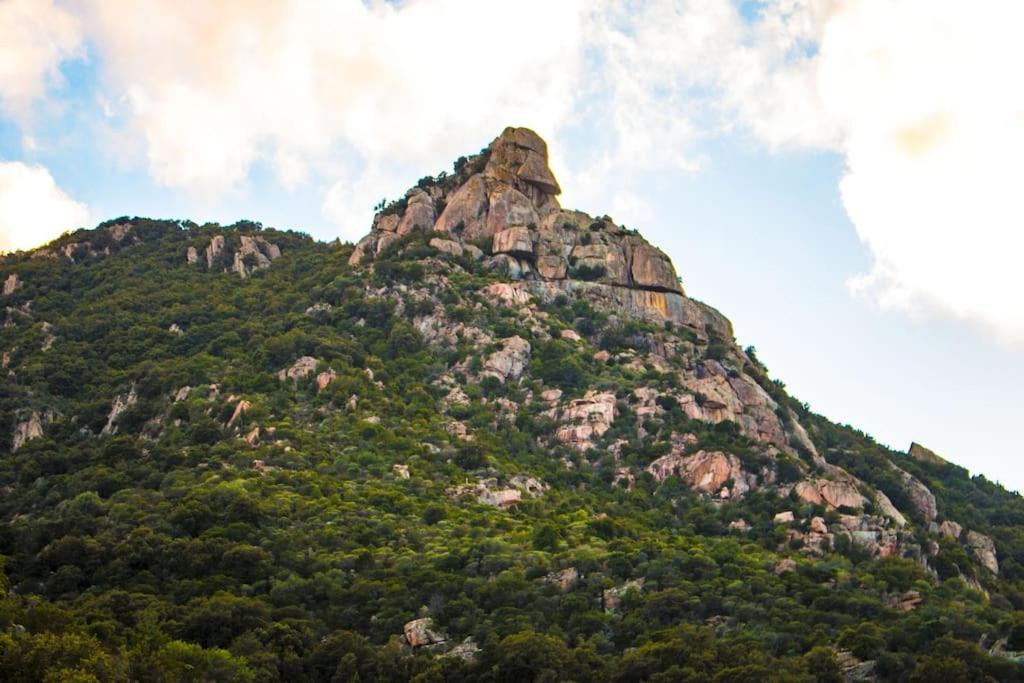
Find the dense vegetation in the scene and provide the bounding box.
[1,219,1022,681]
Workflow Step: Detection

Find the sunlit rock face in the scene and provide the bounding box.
[348,127,687,326]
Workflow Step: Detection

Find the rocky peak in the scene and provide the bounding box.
[349,127,721,335]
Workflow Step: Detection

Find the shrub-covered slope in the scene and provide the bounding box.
[1,129,1023,681]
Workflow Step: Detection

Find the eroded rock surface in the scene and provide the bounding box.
[888,461,938,520]
[233,235,282,277]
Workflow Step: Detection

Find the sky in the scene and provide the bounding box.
[1,0,1022,490]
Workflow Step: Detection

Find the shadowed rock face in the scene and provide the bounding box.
[349,127,690,327]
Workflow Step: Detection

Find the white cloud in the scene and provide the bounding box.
[0,161,90,252]
[78,0,587,236]
[590,0,1024,345]
[0,0,84,121]
[819,1,1024,345]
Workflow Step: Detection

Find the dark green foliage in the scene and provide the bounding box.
[0,218,1022,681]
[531,339,590,392]
[568,263,606,281]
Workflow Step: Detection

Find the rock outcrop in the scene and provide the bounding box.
[232,234,282,278]
[348,127,695,329]
[888,462,937,520]
[482,336,531,383]
[547,391,618,451]
[543,567,580,593]
[888,590,923,611]
[206,235,226,267]
[793,478,867,510]
[646,449,756,499]
[446,475,547,509]
[402,618,447,648]
[908,442,948,466]
[603,579,644,612]
[12,411,45,452]
[102,386,138,435]
[966,530,999,574]
[34,222,138,263]
[873,491,908,528]
[3,274,21,296]
[278,357,320,382]
[680,360,788,449]
[198,234,283,277]
[227,400,251,427]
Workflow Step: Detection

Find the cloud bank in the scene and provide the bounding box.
[81,0,587,233]
[2,0,1023,343]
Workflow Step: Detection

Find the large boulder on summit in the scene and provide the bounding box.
[349,126,702,327]
[483,126,561,198]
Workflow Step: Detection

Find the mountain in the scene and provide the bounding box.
[1,127,1022,681]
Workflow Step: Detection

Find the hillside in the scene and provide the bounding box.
[1,127,1023,681]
